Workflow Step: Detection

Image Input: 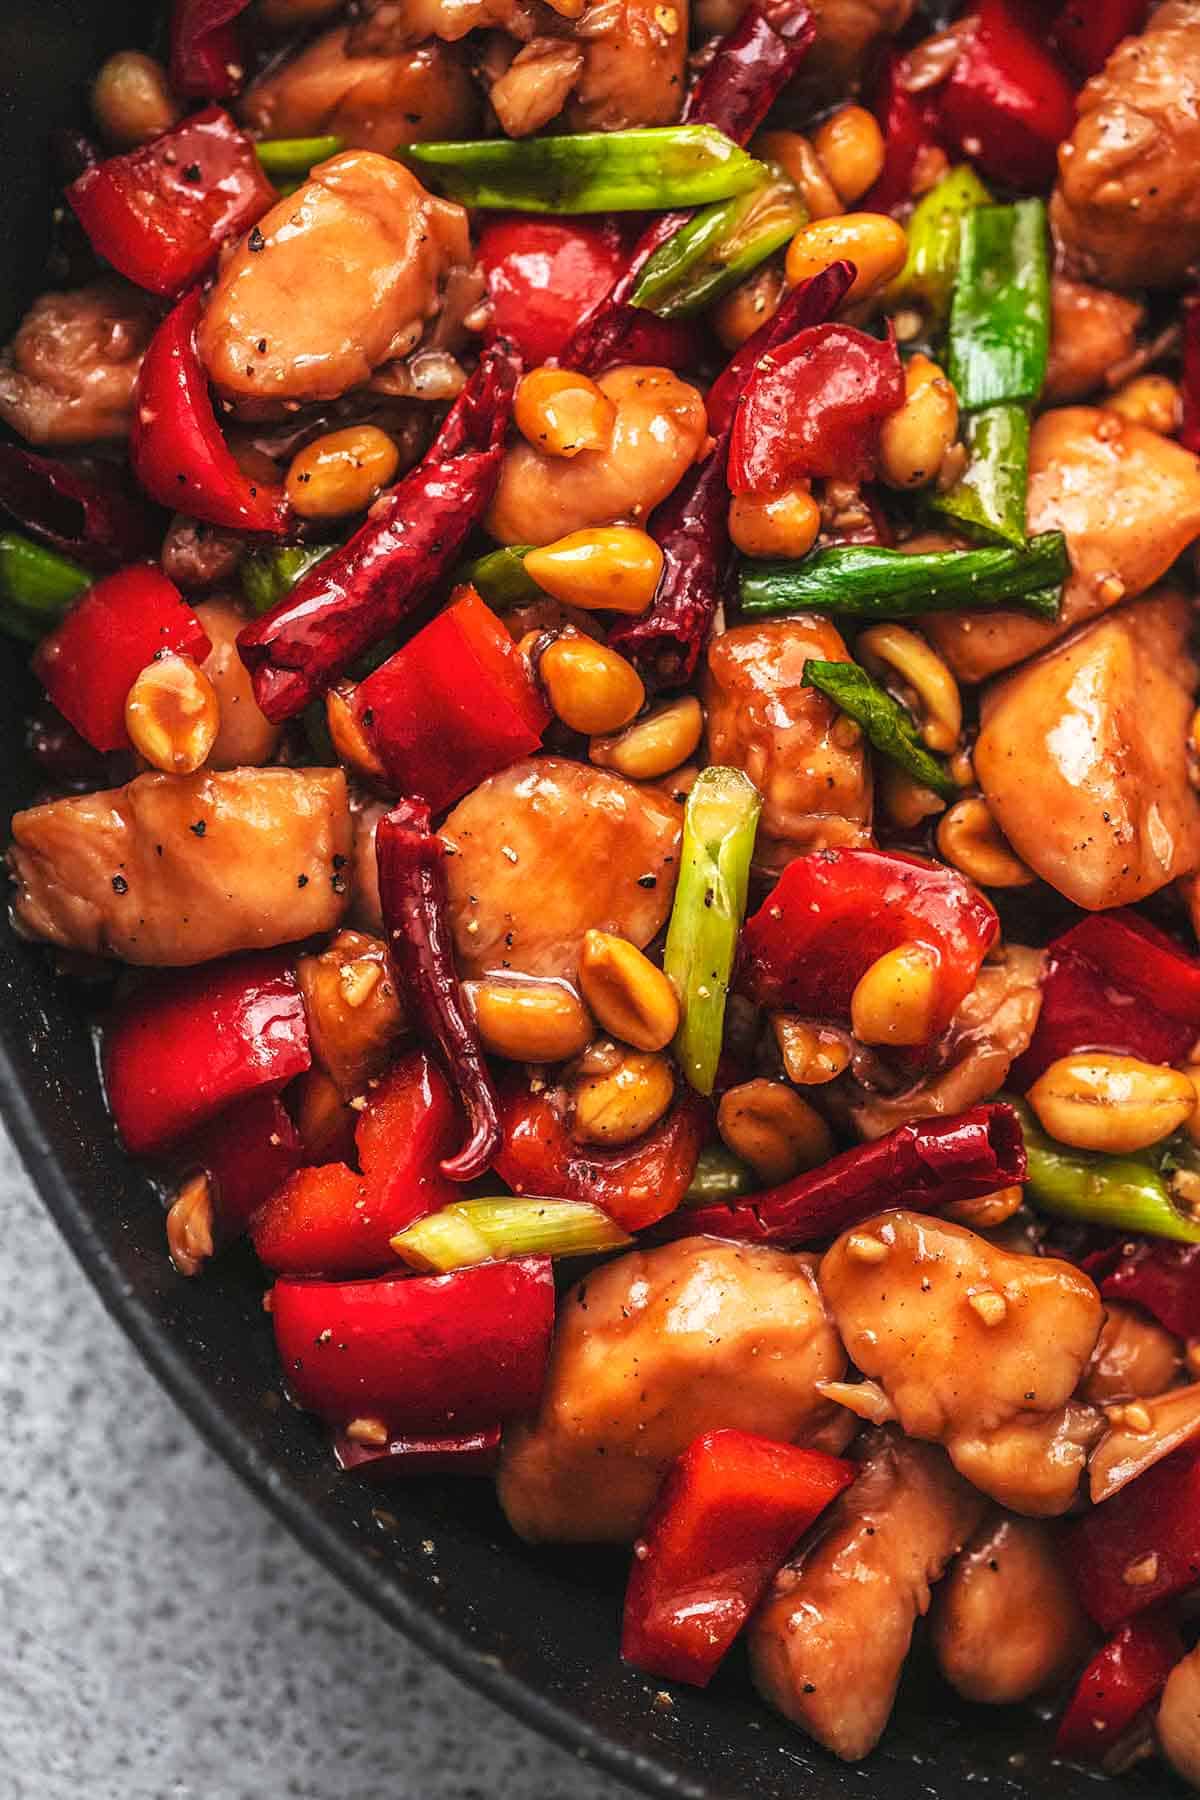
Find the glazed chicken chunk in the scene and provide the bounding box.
[498,1237,849,1542]
[0,279,159,446]
[749,1427,984,1762]
[197,151,471,410]
[8,768,352,964]
[820,1211,1103,1515]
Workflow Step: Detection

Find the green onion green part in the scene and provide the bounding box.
[630,173,805,318]
[0,531,90,641]
[462,544,541,609]
[403,127,768,214]
[240,544,333,615]
[1014,1100,1200,1245]
[663,766,762,1097]
[683,1144,756,1204]
[802,658,957,801]
[390,1196,632,1272]
[738,532,1066,620]
[930,403,1031,549]
[947,199,1050,411]
[255,135,345,180]
[887,163,991,327]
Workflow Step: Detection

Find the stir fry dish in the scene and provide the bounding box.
[13,0,1200,1776]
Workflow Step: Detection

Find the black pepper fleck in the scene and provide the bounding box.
[111,874,128,894]
[248,227,265,252]
[189,819,207,836]
[297,873,309,888]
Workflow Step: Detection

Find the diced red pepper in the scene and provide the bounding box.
[1050,0,1149,78]
[478,218,626,367]
[67,107,274,299]
[32,563,211,753]
[1012,911,1200,1090]
[1066,1444,1200,1630]
[621,1429,855,1687]
[169,0,252,99]
[0,445,160,571]
[174,1090,301,1263]
[667,1103,1025,1245]
[271,1256,555,1434]
[727,324,905,495]
[333,1425,501,1480]
[738,847,998,1045]
[1181,295,1200,457]
[494,1078,711,1233]
[939,0,1078,193]
[104,951,310,1156]
[354,588,548,812]
[251,1050,461,1275]
[131,289,288,534]
[861,51,944,216]
[1055,1613,1184,1762]
[1084,1241,1200,1342]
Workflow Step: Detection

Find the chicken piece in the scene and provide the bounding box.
[1081,1302,1182,1406]
[239,27,478,153]
[931,1513,1093,1705]
[8,768,351,965]
[694,0,913,92]
[1044,277,1144,404]
[564,0,688,131]
[1089,1382,1200,1504]
[820,1211,1103,1515]
[498,1236,849,1543]
[925,409,1200,684]
[160,516,244,592]
[192,597,282,770]
[490,38,584,136]
[848,945,1044,1139]
[702,616,872,873]
[1051,1,1200,291]
[347,0,540,51]
[1159,1641,1200,1789]
[749,1428,984,1762]
[0,279,158,446]
[486,365,707,546]
[974,590,1200,911]
[441,756,680,983]
[296,928,407,1098]
[197,151,471,411]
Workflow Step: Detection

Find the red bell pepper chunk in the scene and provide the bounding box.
[271,1256,555,1433]
[666,1103,1025,1245]
[0,445,160,571]
[621,1430,856,1687]
[354,587,549,812]
[173,1089,301,1266]
[738,847,998,1045]
[478,218,626,367]
[251,1050,461,1275]
[1066,1444,1200,1630]
[1084,1240,1200,1342]
[1012,911,1200,1089]
[727,324,905,495]
[1055,1612,1184,1762]
[333,1425,501,1480]
[495,1078,711,1233]
[1051,0,1149,78]
[861,50,944,216]
[131,289,289,535]
[68,107,274,299]
[1181,295,1200,456]
[938,0,1078,193]
[32,563,211,753]
[169,0,252,99]
[104,950,310,1156]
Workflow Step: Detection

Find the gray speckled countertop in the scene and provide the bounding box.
[0,1123,633,1800]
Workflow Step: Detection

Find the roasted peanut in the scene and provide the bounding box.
[524,527,663,615]
[712,263,785,350]
[467,977,593,1063]
[1029,1054,1197,1154]
[92,50,179,147]
[879,354,959,490]
[589,695,703,781]
[124,653,219,774]
[540,634,645,735]
[166,1171,213,1278]
[858,622,961,753]
[944,1186,1025,1231]
[772,1014,852,1085]
[850,942,940,1047]
[514,366,616,459]
[570,1045,675,1145]
[728,484,821,559]
[285,425,400,520]
[785,213,907,303]
[755,131,842,221]
[717,1077,833,1183]
[1107,374,1181,436]
[578,929,679,1052]
[879,762,947,828]
[326,684,387,784]
[812,105,886,207]
[937,795,1034,889]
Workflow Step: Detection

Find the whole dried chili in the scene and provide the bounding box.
[237,341,520,722]
[169,0,252,99]
[1083,1241,1200,1341]
[0,445,159,570]
[334,1425,502,1480]
[375,800,501,1182]
[610,261,855,684]
[1181,293,1200,455]
[666,1103,1025,1244]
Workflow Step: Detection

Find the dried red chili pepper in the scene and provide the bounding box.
[237,341,519,722]
[375,800,501,1182]
[169,0,252,99]
[334,1425,502,1480]
[1083,1241,1200,1342]
[861,50,944,216]
[938,0,1077,193]
[1055,1612,1184,1763]
[1050,0,1149,79]
[704,258,856,437]
[671,1103,1025,1245]
[1181,294,1200,456]
[0,445,159,570]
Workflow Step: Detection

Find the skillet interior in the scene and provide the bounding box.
[0,7,1176,1793]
